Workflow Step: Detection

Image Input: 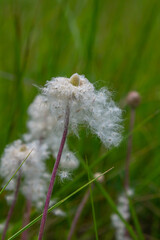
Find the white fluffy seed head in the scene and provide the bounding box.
[6,194,14,205]
[59,151,79,170]
[0,140,31,179]
[0,139,49,207]
[127,188,134,196]
[53,208,66,217]
[41,73,122,148]
[58,170,71,182]
[21,174,50,210]
[24,95,56,141]
[25,94,79,173]
[49,199,66,217]
[111,190,133,240]
[42,73,94,102]
[46,129,79,171]
[0,222,5,233]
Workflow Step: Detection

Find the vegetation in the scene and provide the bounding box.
[0,0,160,239]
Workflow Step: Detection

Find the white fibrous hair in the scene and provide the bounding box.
[47,131,79,171]
[57,170,71,182]
[21,174,50,209]
[41,73,122,148]
[59,151,79,170]
[0,139,49,208]
[0,222,5,233]
[111,190,134,240]
[0,140,48,179]
[24,95,56,142]
[53,208,66,217]
[46,129,79,181]
[53,147,78,182]
[49,199,66,217]
[24,94,80,176]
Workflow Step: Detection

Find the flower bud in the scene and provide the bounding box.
[126,91,141,108]
[94,172,104,183]
[70,73,80,86]
[20,145,27,152]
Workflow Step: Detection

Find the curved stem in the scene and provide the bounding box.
[67,189,90,240]
[124,107,135,191]
[38,105,70,240]
[2,172,21,240]
[21,198,32,240]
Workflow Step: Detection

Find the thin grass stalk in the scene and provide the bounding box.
[75,154,138,239]
[124,106,135,240]
[129,198,145,240]
[124,92,142,239]
[0,150,33,195]
[96,183,138,240]
[21,198,32,240]
[87,162,99,240]
[2,172,21,240]
[89,184,99,240]
[38,104,70,240]
[57,107,159,197]
[124,107,135,191]
[8,169,113,240]
[85,0,99,74]
[67,189,90,240]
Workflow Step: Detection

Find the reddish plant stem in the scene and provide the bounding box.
[2,172,21,240]
[124,108,136,238]
[67,188,91,240]
[21,198,32,240]
[38,105,70,240]
[124,107,135,192]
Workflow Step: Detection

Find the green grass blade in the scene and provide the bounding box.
[0,149,33,195]
[129,197,144,240]
[8,167,113,240]
[89,186,99,240]
[126,109,160,139]
[87,161,99,240]
[85,0,99,73]
[76,155,138,240]
[89,185,98,240]
[96,183,138,240]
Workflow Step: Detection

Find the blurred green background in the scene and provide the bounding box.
[0,0,160,239]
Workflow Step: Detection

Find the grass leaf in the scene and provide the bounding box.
[77,154,138,240]
[87,160,99,240]
[8,167,113,240]
[0,149,33,195]
[129,197,144,240]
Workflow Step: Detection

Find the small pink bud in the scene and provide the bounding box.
[94,172,104,183]
[126,91,141,108]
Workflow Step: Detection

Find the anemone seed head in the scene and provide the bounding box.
[41,73,123,148]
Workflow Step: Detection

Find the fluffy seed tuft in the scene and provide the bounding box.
[41,73,123,148]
